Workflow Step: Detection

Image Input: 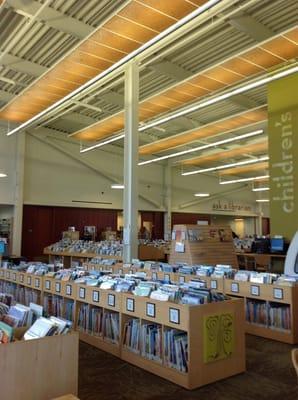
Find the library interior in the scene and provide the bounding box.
[0,0,297,399]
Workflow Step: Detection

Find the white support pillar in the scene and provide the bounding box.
[163,161,172,240]
[256,202,263,236]
[123,61,139,263]
[12,133,26,256]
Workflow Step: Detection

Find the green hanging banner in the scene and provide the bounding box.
[268,72,298,241]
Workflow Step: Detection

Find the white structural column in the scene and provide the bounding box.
[123,61,139,262]
[163,161,172,240]
[12,133,26,255]
[256,202,263,236]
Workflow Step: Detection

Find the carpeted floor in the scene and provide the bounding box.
[78,335,298,400]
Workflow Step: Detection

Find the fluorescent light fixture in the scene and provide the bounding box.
[6,0,222,137]
[138,129,263,166]
[234,218,244,221]
[0,173,7,178]
[252,187,270,192]
[182,156,269,176]
[220,174,269,185]
[256,199,270,202]
[80,134,125,153]
[194,193,210,197]
[139,65,298,132]
[111,184,124,189]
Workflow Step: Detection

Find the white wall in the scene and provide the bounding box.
[0,127,17,205]
[24,132,165,211]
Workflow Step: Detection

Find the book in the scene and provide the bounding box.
[0,321,14,343]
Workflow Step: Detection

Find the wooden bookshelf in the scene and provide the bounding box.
[169,224,238,267]
[224,279,298,344]
[0,268,245,389]
[0,331,78,400]
[44,248,122,268]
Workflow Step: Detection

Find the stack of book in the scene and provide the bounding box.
[77,304,103,336]
[268,303,291,331]
[103,312,119,343]
[141,323,162,362]
[246,299,267,326]
[123,318,140,353]
[164,329,188,373]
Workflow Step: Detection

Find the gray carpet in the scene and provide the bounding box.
[78,335,298,400]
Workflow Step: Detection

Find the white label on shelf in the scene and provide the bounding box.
[13,273,16,281]
[55,282,61,293]
[250,285,260,296]
[179,276,185,283]
[231,282,239,293]
[6,271,10,278]
[20,274,24,283]
[146,302,155,318]
[45,280,51,290]
[108,294,115,307]
[119,269,123,275]
[273,287,283,300]
[27,276,31,285]
[152,272,157,280]
[92,290,99,303]
[34,278,40,288]
[210,280,217,289]
[126,298,135,312]
[169,307,180,324]
[164,274,170,282]
[66,284,72,296]
[79,287,85,299]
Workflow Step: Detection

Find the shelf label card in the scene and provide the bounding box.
[108,294,115,307]
[45,280,51,290]
[20,274,24,283]
[34,278,40,288]
[210,280,217,289]
[231,282,239,293]
[27,276,32,285]
[119,269,123,275]
[250,285,260,296]
[164,274,170,282]
[179,276,185,283]
[66,284,72,296]
[13,273,17,281]
[146,302,156,318]
[152,272,157,280]
[92,290,99,303]
[79,287,85,299]
[126,298,135,312]
[273,287,283,300]
[55,282,61,293]
[169,307,180,324]
[6,271,10,279]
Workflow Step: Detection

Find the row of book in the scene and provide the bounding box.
[43,294,75,321]
[246,299,291,330]
[77,303,119,343]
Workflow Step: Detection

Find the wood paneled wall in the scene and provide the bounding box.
[171,213,210,227]
[21,205,164,259]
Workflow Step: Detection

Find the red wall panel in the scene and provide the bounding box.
[171,212,210,227]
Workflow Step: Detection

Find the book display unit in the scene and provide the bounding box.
[169,225,238,268]
[224,279,298,344]
[0,267,245,389]
[82,261,298,344]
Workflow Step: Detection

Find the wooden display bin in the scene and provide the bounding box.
[0,332,79,400]
[121,294,245,389]
[138,244,166,261]
[224,279,298,343]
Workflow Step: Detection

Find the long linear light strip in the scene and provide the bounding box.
[182,156,269,176]
[6,0,221,137]
[252,187,269,192]
[0,173,7,178]
[138,65,298,132]
[80,133,125,153]
[138,129,263,165]
[220,174,269,185]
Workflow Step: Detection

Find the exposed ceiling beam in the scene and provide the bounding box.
[6,0,93,39]
[228,12,274,42]
[0,89,14,103]
[101,91,124,108]
[229,93,262,110]
[0,52,47,77]
[150,60,194,81]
